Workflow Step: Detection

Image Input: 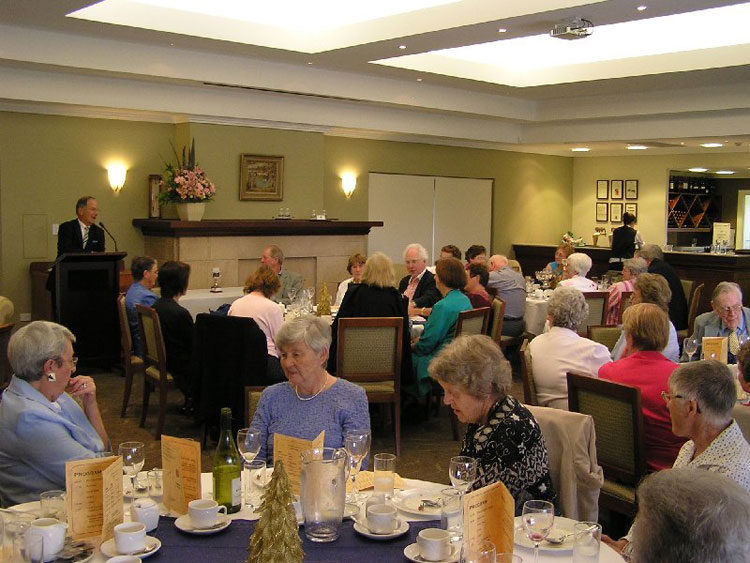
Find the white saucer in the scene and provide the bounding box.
[100,536,161,559]
[404,542,460,563]
[353,518,409,540]
[175,514,231,534]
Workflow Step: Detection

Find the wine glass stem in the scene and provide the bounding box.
[534,542,540,563]
[129,474,136,514]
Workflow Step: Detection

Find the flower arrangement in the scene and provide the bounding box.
[158,139,216,204]
[561,231,585,247]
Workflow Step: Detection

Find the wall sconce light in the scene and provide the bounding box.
[107,163,127,192]
[341,173,357,199]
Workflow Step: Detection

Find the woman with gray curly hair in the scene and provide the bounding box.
[0,321,109,506]
[527,286,610,409]
[429,335,556,514]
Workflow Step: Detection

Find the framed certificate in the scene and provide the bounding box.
[148,174,162,218]
[625,203,637,217]
[611,180,624,199]
[596,180,609,200]
[610,202,623,223]
[596,202,608,222]
[625,180,638,199]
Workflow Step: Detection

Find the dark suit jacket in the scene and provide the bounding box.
[648,259,688,331]
[398,269,441,308]
[57,219,105,255]
[327,283,413,386]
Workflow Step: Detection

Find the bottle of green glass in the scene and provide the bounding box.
[212,407,242,513]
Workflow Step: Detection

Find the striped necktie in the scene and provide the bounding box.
[82,226,89,248]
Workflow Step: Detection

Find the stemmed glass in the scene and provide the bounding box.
[459,539,496,563]
[683,337,699,361]
[119,441,145,514]
[449,456,477,538]
[237,429,262,507]
[521,499,555,563]
[344,429,371,503]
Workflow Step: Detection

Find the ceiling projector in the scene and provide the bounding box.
[550,18,594,40]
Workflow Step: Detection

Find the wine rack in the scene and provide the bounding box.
[668,175,722,232]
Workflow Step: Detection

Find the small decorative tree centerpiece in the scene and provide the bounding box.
[316,284,331,317]
[158,139,216,221]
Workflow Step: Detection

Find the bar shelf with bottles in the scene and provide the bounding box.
[667,175,722,232]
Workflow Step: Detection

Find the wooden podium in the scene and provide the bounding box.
[53,252,127,366]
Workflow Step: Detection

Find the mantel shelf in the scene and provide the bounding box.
[132,218,383,237]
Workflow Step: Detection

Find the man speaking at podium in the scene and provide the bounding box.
[57,196,105,255]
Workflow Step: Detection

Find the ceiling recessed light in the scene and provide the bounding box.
[307,61,313,65]
[637,5,647,11]
[399,45,407,50]
[716,170,735,175]
[688,167,709,172]
[701,142,723,148]
[416,78,423,82]
[497,28,507,33]
[571,147,590,152]
[627,144,648,150]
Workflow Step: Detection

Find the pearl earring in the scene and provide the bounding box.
[47,373,56,382]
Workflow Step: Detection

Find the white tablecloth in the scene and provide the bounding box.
[179,287,244,319]
[525,297,549,336]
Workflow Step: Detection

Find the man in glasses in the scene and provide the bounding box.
[682,281,750,363]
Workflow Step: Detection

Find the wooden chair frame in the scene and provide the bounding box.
[586,325,622,353]
[455,307,491,338]
[244,385,267,427]
[580,291,609,336]
[519,339,538,405]
[117,294,144,417]
[618,291,634,325]
[488,298,506,345]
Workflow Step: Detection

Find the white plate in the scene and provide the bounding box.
[514,515,577,553]
[353,518,409,540]
[404,542,460,563]
[174,514,231,535]
[100,537,162,559]
[393,489,442,517]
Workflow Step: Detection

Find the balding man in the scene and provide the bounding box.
[637,244,688,331]
[682,282,750,363]
[260,245,303,306]
[398,243,441,310]
[487,255,526,337]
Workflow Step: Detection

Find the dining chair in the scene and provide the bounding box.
[488,298,505,345]
[244,386,267,427]
[136,304,176,439]
[567,372,646,518]
[0,321,15,389]
[117,294,145,418]
[677,282,704,344]
[618,290,633,324]
[508,259,523,277]
[454,307,491,338]
[579,291,609,336]
[335,317,403,456]
[586,325,622,353]
[519,339,538,405]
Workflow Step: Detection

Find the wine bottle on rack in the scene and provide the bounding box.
[213,407,242,513]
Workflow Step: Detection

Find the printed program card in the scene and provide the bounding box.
[161,435,202,515]
[273,431,325,495]
[65,455,123,541]
[346,471,405,492]
[463,481,514,555]
[702,336,728,363]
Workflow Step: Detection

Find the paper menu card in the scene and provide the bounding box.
[161,435,202,515]
[347,470,405,492]
[65,455,123,541]
[702,336,728,363]
[463,481,514,555]
[273,431,324,495]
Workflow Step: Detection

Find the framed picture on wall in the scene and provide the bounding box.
[596,180,609,199]
[596,202,608,222]
[625,203,638,217]
[611,180,624,199]
[148,174,162,218]
[625,179,639,199]
[610,202,623,223]
[240,154,284,201]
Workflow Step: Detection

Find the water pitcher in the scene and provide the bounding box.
[300,447,347,542]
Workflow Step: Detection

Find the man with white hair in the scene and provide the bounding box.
[487,255,526,337]
[682,281,750,363]
[557,252,597,291]
[637,243,688,330]
[398,243,441,310]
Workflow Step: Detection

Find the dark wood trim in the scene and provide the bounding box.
[132,218,384,237]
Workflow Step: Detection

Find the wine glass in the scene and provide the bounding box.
[683,337,699,361]
[237,429,261,507]
[522,499,555,563]
[459,539,497,563]
[119,441,145,514]
[344,429,371,503]
[449,456,477,539]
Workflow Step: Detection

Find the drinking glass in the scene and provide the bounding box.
[521,500,555,563]
[440,487,461,538]
[237,429,261,506]
[496,555,522,563]
[572,522,601,563]
[449,456,477,539]
[344,429,371,502]
[16,531,43,563]
[460,539,496,563]
[246,459,267,511]
[39,490,66,521]
[119,441,145,514]
[373,453,396,499]
[683,337,698,361]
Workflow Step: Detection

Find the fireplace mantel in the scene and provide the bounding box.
[132,219,383,237]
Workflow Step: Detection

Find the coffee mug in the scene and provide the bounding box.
[417,528,451,562]
[188,499,227,529]
[27,518,67,562]
[113,522,147,555]
[131,498,160,532]
[366,504,398,534]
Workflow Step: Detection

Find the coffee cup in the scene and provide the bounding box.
[27,518,67,562]
[417,528,452,561]
[534,288,544,299]
[113,522,146,555]
[131,498,160,532]
[365,493,386,513]
[106,557,143,563]
[188,499,227,529]
[366,504,397,534]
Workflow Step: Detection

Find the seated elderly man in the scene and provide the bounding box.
[683,281,750,363]
[557,252,597,291]
[260,245,303,306]
[124,256,158,358]
[399,243,442,315]
[605,256,647,325]
[487,254,526,337]
[528,286,610,409]
[629,468,750,563]
[637,243,688,330]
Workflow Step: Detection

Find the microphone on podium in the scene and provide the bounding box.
[99,222,119,252]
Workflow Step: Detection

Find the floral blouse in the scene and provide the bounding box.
[460,395,557,515]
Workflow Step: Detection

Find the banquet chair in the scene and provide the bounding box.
[680,279,696,311]
[617,291,633,324]
[0,321,15,389]
[526,405,603,521]
[508,259,523,276]
[586,325,622,353]
[336,317,403,456]
[677,282,704,344]
[519,339,538,405]
[244,386,266,427]
[488,298,505,345]
[136,304,176,439]
[578,291,608,336]
[454,307,491,338]
[567,373,646,518]
[117,294,145,418]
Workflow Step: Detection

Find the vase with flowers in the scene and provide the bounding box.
[158,139,216,221]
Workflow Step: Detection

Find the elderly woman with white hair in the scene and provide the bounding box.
[528,287,610,409]
[605,256,647,325]
[250,315,370,463]
[558,252,597,292]
[429,335,556,514]
[0,321,108,506]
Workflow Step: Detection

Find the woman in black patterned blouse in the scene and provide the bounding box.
[429,335,556,515]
